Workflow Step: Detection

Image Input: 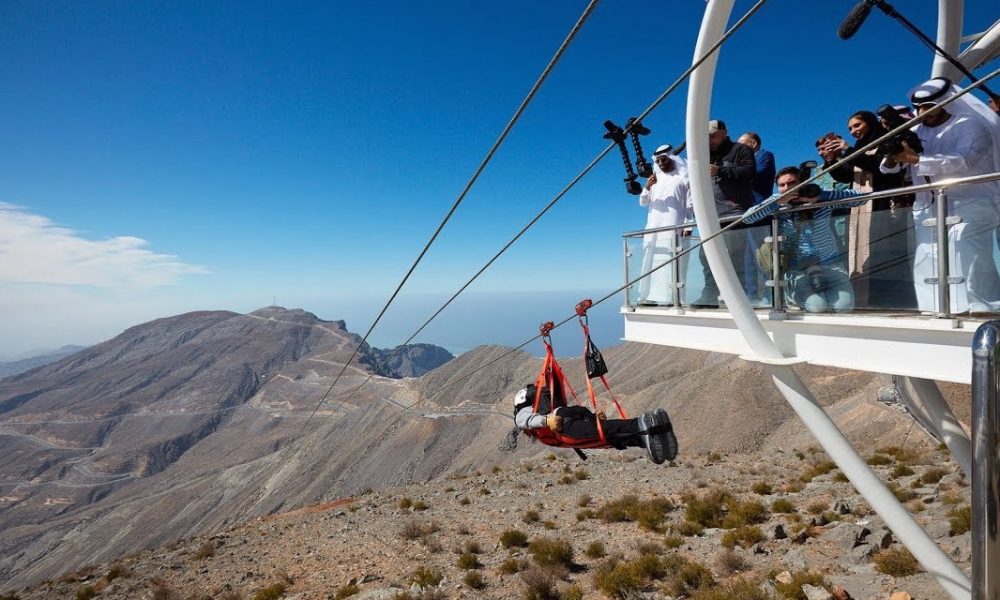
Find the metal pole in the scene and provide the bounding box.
[936,189,952,317]
[971,321,1000,600]
[769,217,786,316]
[673,230,684,311]
[623,238,633,309]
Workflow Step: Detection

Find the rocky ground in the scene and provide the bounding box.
[5,441,970,600]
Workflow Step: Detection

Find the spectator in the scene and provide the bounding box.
[636,146,692,306]
[737,132,776,200]
[738,131,776,304]
[742,166,865,313]
[819,111,916,310]
[692,119,756,307]
[882,77,1000,315]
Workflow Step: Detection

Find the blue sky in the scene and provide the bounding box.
[1,1,998,358]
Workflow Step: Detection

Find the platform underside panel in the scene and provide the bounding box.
[623,309,976,384]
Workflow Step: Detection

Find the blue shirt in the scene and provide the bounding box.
[752,149,776,201]
[742,189,865,267]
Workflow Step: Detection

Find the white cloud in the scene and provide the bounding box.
[0,202,209,287]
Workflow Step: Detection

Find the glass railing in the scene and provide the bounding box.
[623,171,1000,318]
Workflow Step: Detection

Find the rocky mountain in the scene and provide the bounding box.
[0,345,87,380]
[371,343,455,378]
[0,306,969,593]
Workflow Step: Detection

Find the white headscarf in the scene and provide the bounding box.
[909,77,1000,176]
[651,145,687,179]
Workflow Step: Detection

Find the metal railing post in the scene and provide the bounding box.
[971,321,1000,600]
[623,238,633,309]
[672,230,684,311]
[936,188,952,317]
[768,217,786,317]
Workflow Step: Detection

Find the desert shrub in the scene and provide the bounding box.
[886,482,915,503]
[890,464,915,478]
[412,500,429,511]
[721,525,765,549]
[457,552,480,569]
[520,567,561,600]
[463,571,485,589]
[562,584,583,600]
[673,520,705,537]
[105,564,129,582]
[334,583,360,599]
[713,549,748,576]
[545,454,557,462]
[774,570,827,599]
[771,498,796,514]
[479,487,491,495]
[941,492,963,505]
[528,537,574,568]
[194,541,216,559]
[866,454,892,466]
[751,482,773,495]
[557,475,574,485]
[921,467,949,485]
[523,510,541,524]
[458,496,470,506]
[723,499,769,528]
[501,529,529,548]
[691,577,771,600]
[907,499,927,513]
[584,541,605,559]
[708,451,722,462]
[805,500,828,515]
[664,535,684,548]
[800,460,837,482]
[834,472,849,483]
[593,558,644,599]
[409,567,442,587]
[252,583,286,600]
[577,494,592,507]
[463,540,481,554]
[784,479,805,493]
[683,488,732,528]
[575,510,593,522]
[595,495,673,531]
[76,588,98,600]
[949,505,972,535]
[499,557,523,575]
[873,547,922,577]
[574,469,589,480]
[399,497,413,509]
[666,560,715,597]
[399,519,439,541]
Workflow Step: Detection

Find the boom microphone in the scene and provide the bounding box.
[837,0,877,40]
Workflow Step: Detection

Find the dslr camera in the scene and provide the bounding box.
[875,104,924,157]
[789,160,822,206]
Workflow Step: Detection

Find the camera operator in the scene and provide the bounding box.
[818,111,916,311]
[881,77,1000,315]
[741,166,865,313]
[692,119,756,308]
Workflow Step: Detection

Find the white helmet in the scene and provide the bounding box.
[513,387,528,407]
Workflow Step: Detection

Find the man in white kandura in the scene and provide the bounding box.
[882,77,1000,315]
[636,145,693,306]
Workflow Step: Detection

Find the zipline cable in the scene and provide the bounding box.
[419,66,1000,403]
[316,0,770,423]
[299,0,602,432]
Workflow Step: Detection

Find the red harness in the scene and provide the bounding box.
[522,300,627,450]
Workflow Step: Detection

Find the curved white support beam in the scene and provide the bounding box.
[686,3,970,598]
[959,19,1000,70]
[933,0,964,80]
[903,376,973,477]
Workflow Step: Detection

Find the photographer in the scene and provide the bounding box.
[881,77,1000,315]
[692,119,756,307]
[818,110,916,310]
[741,166,865,313]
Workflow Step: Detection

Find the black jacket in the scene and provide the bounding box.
[711,138,756,210]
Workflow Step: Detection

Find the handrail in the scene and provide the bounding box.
[623,170,1000,239]
[970,322,1000,600]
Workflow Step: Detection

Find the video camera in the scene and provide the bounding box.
[790,160,822,206]
[875,104,924,157]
